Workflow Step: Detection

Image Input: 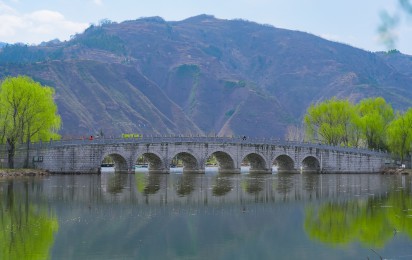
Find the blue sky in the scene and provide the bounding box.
[0,0,411,54]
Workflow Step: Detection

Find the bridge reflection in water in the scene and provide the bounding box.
[5,173,412,259]
[43,172,395,208]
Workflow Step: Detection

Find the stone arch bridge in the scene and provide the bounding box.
[17,136,389,174]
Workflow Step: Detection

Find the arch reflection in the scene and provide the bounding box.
[275,173,295,199]
[106,173,128,194]
[242,174,266,195]
[175,174,196,196]
[135,173,162,195]
[212,174,233,196]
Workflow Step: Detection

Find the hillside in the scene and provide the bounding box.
[0,15,411,138]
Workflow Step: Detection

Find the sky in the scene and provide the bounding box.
[0,0,411,54]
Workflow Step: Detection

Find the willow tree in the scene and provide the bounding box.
[304,199,394,248]
[357,97,394,150]
[386,108,412,163]
[0,181,59,259]
[304,98,358,146]
[0,76,61,168]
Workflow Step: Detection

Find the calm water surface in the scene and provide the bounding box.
[1,170,412,260]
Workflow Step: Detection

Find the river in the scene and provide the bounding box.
[0,171,411,259]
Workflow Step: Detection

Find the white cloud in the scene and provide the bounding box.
[29,10,65,23]
[0,2,88,44]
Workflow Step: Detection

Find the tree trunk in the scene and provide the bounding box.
[24,136,30,168]
[7,138,15,169]
[7,180,14,210]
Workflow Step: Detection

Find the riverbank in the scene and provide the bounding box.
[382,168,412,175]
[0,168,50,177]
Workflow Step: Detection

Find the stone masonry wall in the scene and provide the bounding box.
[15,142,389,174]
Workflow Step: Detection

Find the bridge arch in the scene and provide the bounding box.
[170,151,200,173]
[101,152,128,172]
[207,150,237,173]
[26,136,389,174]
[301,156,320,173]
[273,154,295,173]
[242,153,270,173]
[135,152,165,173]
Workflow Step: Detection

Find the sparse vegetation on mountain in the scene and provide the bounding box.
[0,15,411,138]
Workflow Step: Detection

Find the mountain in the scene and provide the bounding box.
[0,15,411,138]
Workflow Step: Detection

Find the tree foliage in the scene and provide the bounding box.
[357,97,394,150]
[386,108,412,162]
[304,98,358,146]
[304,189,412,248]
[304,97,399,153]
[0,181,59,259]
[0,76,61,168]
